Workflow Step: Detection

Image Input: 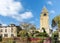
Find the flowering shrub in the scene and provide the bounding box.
[28,38,43,43]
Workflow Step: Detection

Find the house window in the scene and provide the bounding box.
[0,34,2,36]
[5,29,7,32]
[11,34,14,37]
[4,34,8,37]
[0,29,2,32]
[11,27,13,32]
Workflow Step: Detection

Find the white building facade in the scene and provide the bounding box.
[0,24,17,38]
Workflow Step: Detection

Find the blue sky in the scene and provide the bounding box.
[0,0,60,29]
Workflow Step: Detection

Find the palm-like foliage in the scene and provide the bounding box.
[52,15,60,28]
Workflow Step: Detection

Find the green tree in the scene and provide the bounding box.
[16,26,22,37]
[18,22,36,38]
[51,31,58,43]
[42,27,49,37]
[20,22,36,32]
[19,30,27,37]
[34,28,49,37]
[52,16,60,34]
[51,15,60,41]
[52,15,60,29]
[52,31,58,39]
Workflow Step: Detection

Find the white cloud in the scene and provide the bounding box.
[21,12,33,19]
[47,1,53,5]
[12,11,33,21]
[0,0,33,21]
[2,24,7,26]
[0,0,23,16]
[50,10,55,14]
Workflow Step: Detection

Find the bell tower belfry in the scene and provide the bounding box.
[40,6,50,34]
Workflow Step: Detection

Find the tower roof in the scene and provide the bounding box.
[41,6,48,13]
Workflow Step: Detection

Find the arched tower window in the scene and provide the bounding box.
[44,13,46,16]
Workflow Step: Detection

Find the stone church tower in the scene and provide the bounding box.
[40,6,50,34]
